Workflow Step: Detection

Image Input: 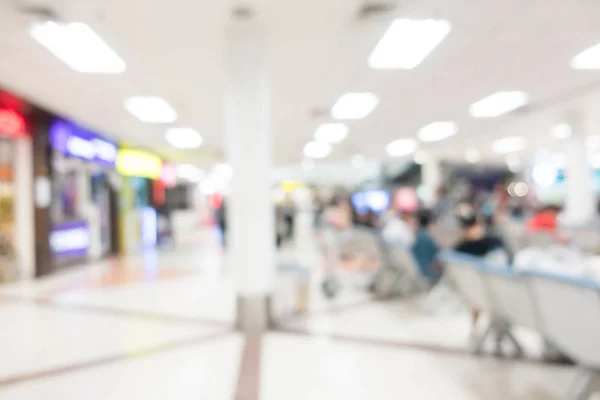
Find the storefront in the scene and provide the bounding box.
[48,120,120,265]
[116,148,161,252]
[0,104,34,279]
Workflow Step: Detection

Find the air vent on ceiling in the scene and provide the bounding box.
[309,107,330,119]
[232,5,253,19]
[358,1,396,20]
[14,1,59,20]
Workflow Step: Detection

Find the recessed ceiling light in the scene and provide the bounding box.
[303,141,332,159]
[413,150,429,165]
[469,91,528,118]
[314,123,349,143]
[386,138,418,157]
[492,136,527,154]
[571,42,600,70]
[124,96,177,123]
[331,93,379,120]
[465,148,480,163]
[550,124,572,139]
[30,22,126,74]
[418,121,458,142]
[165,127,203,149]
[368,19,451,69]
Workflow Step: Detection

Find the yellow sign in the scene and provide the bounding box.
[116,149,162,179]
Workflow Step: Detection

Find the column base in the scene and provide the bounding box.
[236,295,273,334]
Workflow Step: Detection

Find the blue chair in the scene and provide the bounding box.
[526,271,600,400]
[439,250,523,355]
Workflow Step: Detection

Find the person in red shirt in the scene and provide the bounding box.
[527,205,561,233]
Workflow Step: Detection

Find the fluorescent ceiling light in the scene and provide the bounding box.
[386,138,418,157]
[571,42,600,69]
[465,148,480,163]
[492,136,527,154]
[418,121,457,142]
[331,93,379,120]
[413,150,429,165]
[165,127,203,149]
[303,141,331,159]
[314,123,349,143]
[124,96,177,123]
[30,22,125,74]
[368,19,451,69]
[469,91,528,118]
[551,123,572,139]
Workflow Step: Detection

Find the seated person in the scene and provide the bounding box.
[411,209,441,284]
[454,202,508,342]
[382,210,415,247]
[527,205,561,233]
[454,202,506,260]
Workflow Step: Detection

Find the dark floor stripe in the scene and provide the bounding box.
[275,327,561,367]
[0,294,230,328]
[0,330,233,387]
[234,336,262,400]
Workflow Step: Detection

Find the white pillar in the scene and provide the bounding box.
[422,158,441,207]
[563,112,596,226]
[225,17,275,332]
[13,138,34,279]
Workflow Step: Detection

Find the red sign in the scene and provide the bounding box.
[0,108,26,138]
[160,163,177,188]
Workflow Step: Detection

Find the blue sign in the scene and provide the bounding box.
[49,120,117,168]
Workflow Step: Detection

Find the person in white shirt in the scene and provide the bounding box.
[382,211,415,247]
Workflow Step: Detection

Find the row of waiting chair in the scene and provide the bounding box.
[439,250,600,400]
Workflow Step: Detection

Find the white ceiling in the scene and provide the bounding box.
[1,0,600,167]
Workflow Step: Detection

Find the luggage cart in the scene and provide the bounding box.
[320,226,382,298]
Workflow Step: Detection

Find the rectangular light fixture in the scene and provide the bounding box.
[418,121,457,142]
[314,123,349,143]
[571,42,600,69]
[469,91,528,118]
[331,93,379,120]
[368,19,451,69]
[124,96,178,123]
[386,138,418,157]
[165,127,203,149]
[30,22,126,74]
[491,136,527,154]
[303,141,332,159]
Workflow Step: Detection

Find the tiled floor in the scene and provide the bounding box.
[0,224,580,399]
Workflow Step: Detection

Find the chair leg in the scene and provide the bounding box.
[503,330,524,357]
[565,369,596,400]
[471,322,492,355]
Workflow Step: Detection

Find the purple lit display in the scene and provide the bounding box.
[49,120,117,168]
[49,220,90,259]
